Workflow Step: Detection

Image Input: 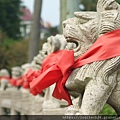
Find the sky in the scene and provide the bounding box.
[22,0,60,27]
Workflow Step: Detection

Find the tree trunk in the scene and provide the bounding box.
[28,0,42,62]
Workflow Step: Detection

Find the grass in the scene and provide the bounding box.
[100,104,116,115]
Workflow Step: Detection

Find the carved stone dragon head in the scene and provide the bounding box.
[63,0,120,59]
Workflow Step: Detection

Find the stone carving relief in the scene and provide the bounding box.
[62,0,120,115]
[11,66,22,80]
[0,69,10,91]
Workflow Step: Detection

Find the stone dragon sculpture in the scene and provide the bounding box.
[62,0,120,115]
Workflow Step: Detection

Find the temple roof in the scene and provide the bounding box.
[20,6,33,21]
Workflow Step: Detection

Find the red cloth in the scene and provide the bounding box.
[22,69,35,89]
[9,78,23,87]
[30,28,120,105]
[0,76,10,80]
[30,50,74,105]
[0,76,23,87]
[9,78,17,86]
[16,78,24,86]
[22,69,42,89]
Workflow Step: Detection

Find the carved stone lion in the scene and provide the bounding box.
[63,0,120,115]
[0,69,10,90]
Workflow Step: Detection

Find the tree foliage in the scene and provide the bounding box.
[116,0,120,3]
[0,38,28,71]
[0,0,22,39]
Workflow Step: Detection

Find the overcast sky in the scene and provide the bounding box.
[22,0,60,26]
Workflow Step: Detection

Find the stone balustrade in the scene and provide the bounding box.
[0,34,68,116]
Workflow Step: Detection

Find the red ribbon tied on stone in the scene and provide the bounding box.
[30,50,74,105]
[22,69,42,89]
[29,28,120,106]
[22,69,35,89]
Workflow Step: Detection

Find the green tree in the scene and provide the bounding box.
[0,0,22,39]
[116,0,120,3]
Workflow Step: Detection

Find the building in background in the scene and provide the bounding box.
[20,6,52,39]
[20,6,32,38]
